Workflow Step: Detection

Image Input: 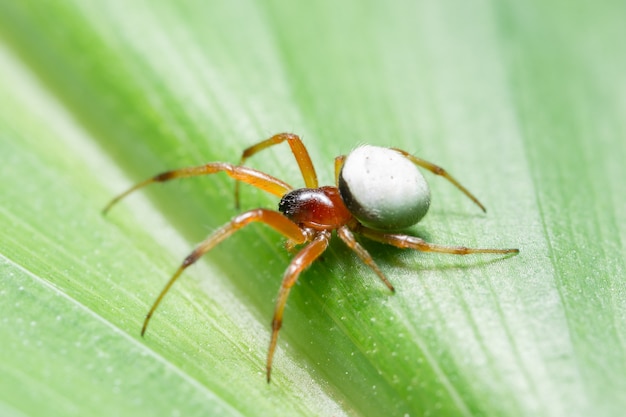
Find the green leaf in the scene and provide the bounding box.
[1,1,625,416]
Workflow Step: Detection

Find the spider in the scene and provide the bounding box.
[103,132,519,382]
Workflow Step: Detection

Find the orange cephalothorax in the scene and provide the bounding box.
[278,186,353,230]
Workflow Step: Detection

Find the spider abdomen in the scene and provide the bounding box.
[338,145,431,230]
[278,186,353,230]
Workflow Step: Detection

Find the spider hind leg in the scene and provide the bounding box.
[354,224,519,255]
[337,226,395,292]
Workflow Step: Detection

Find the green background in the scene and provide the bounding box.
[1,1,624,416]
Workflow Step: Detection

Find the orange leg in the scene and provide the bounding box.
[266,230,330,383]
[103,163,293,214]
[140,209,309,337]
[235,133,318,208]
[391,148,487,212]
[337,226,395,292]
[354,223,519,255]
[334,155,346,187]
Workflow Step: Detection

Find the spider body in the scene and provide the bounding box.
[103,132,518,383]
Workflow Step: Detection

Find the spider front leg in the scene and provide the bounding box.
[235,133,319,209]
[353,224,519,255]
[391,148,487,212]
[103,163,293,214]
[140,209,309,336]
[267,230,331,383]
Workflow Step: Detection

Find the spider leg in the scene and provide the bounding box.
[266,230,331,383]
[337,226,395,292]
[103,163,293,214]
[140,209,308,336]
[354,224,519,255]
[235,133,318,209]
[334,155,346,187]
[391,148,487,213]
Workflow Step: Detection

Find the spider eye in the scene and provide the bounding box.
[338,145,431,230]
